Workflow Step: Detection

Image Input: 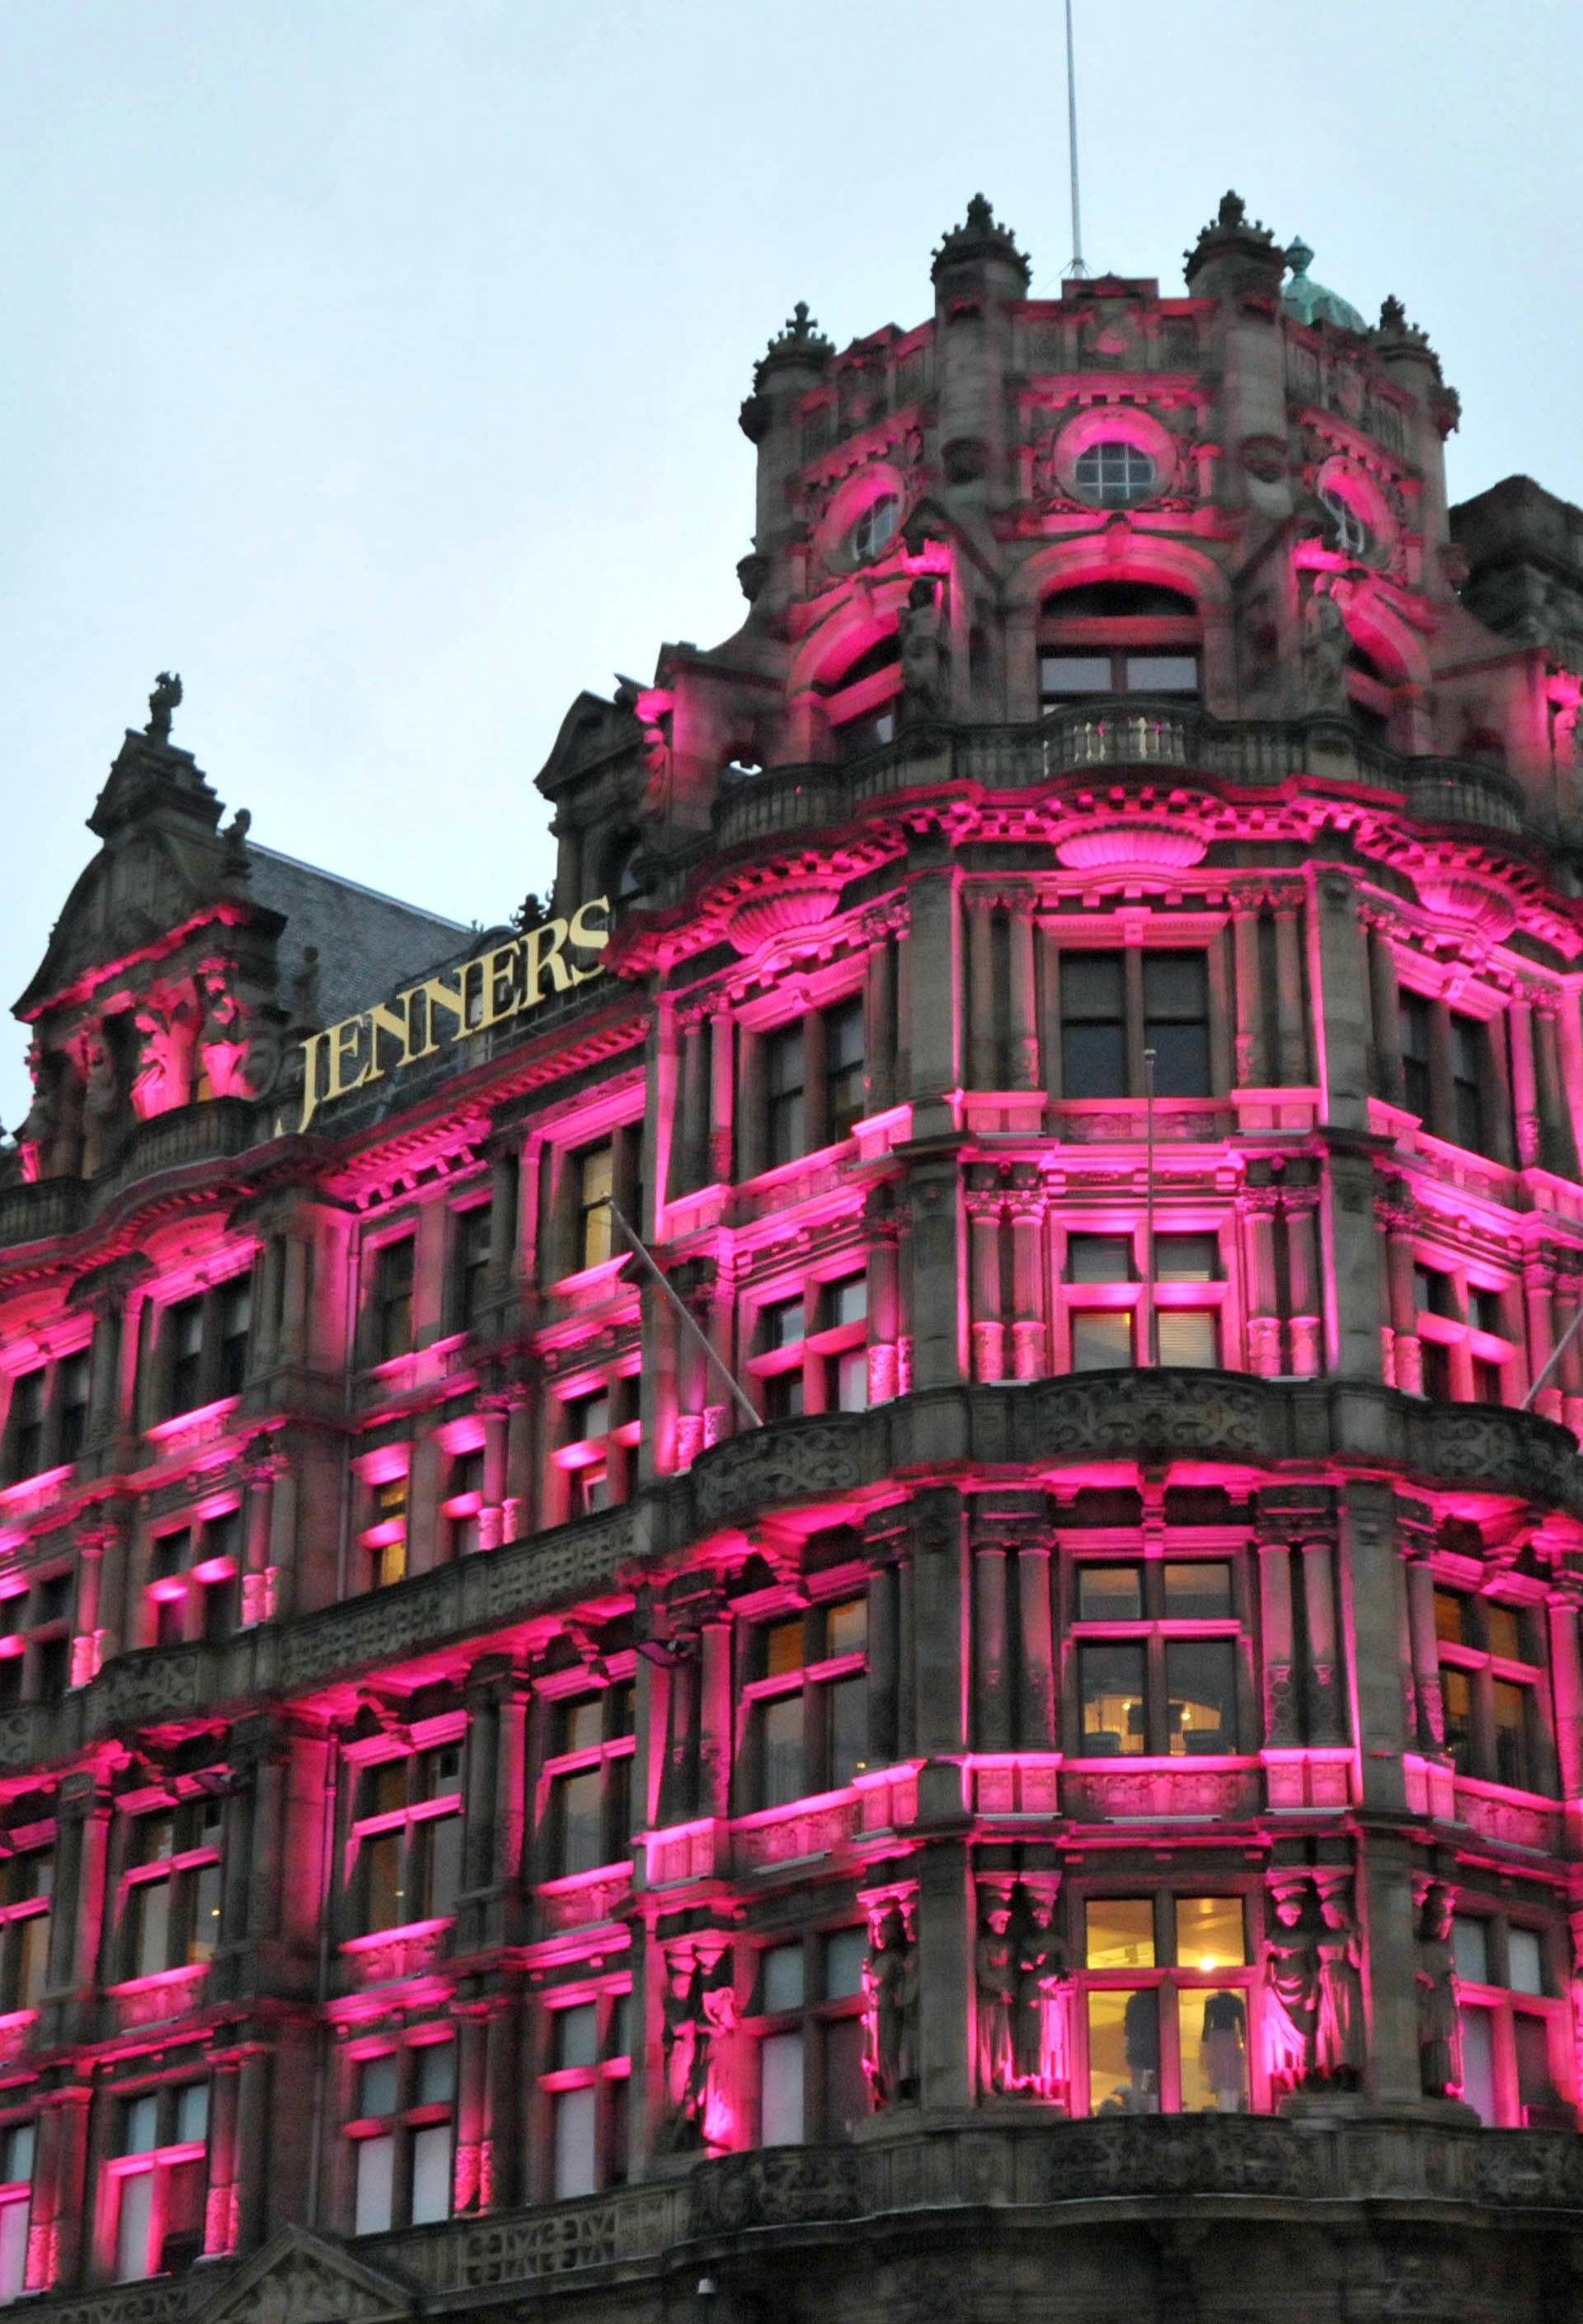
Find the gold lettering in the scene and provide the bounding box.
[566,893,612,983]
[362,998,418,1084]
[326,1014,373,1103]
[401,970,472,1061]
[519,918,573,1007]
[472,941,524,1033]
[294,1029,329,1133]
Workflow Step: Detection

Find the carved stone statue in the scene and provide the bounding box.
[1416,1881,1463,2099]
[898,578,949,725]
[1264,1879,1322,2093]
[220,807,253,881]
[79,1026,122,1177]
[660,1946,735,2151]
[974,1894,1017,2096]
[1014,1889,1069,2102]
[863,1902,919,2107]
[16,1063,59,1184]
[146,670,182,744]
[1313,1876,1365,2086]
[1301,580,1351,716]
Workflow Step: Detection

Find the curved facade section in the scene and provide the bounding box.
[0,192,1581,2321]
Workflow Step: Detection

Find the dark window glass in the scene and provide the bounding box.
[167,1298,204,1416]
[1078,1564,1143,1621]
[764,1370,805,1422]
[1421,1340,1453,1401]
[1493,1680,1534,1791]
[373,1241,415,1363]
[456,1204,493,1327]
[1442,1666,1474,1774]
[825,999,866,1140]
[1450,1012,1487,1153]
[1062,955,1126,1099]
[217,1276,251,1398]
[34,1636,68,1703]
[1167,1640,1236,1754]
[57,1350,91,1462]
[8,1372,46,1481]
[1073,441,1155,508]
[765,1027,806,1168]
[1470,1285,1505,1337]
[1040,654,1114,702]
[1399,992,1432,1120]
[1079,1643,1146,1755]
[761,1694,805,1806]
[1144,953,1210,1097]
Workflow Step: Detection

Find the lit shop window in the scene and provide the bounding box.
[0,2122,34,2298]
[745,1599,867,1811]
[1397,990,1500,1157]
[450,1200,494,1332]
[351,1744,464,1936]
[1413,1261,1515,1406]
[441,1447,486,1560]
[121,1801,223,1981]
[348,2038,456,2235]
[2,1344,90,1485]
[366,1235,416,1366]
[542,1989,631,2199]
[1452,1913,1570,2127]
[556,1379,639,1518]
[360,1473,410,1592]
[756,996,867,1173]
[109,2083,207,2282]
[1070,1558,1242,1759]
[1061,1230,1225,1372]
[753,1927,870,2144]
[751,1273,869,1421]
[0,1570,73,1709]
[0,1847,52,2013]
[1081,1894,1252,2116]
[156,1273,253,1420]
[541,1683,636,1880]
[1039,580,1200,707]
[146,1507,242,1648]
[1435,1589,1550,1794]
[1058,950,1212,1101]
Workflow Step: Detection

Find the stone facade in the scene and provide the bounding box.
[1,192,1582,2320]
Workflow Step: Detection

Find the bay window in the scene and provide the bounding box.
[1061,1228,1226,1372]
[1069,1556,1244,1758]
[350,1742,464,1936]
[3,1342,92,1483]
[753,1927,869,2144]
[153,1271,253,1420]
[751,994,867,1176]
[1413,1260,1515,1406]
[1396,988,1504,1159]
[1079,1892,1252,2115]
[146,1507,242,1646]
[750,1270,870,1420]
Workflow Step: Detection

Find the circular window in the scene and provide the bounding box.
[851,495,900,563]
[1073,441,1157,509]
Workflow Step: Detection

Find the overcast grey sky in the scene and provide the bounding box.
[4,0,1580,1127]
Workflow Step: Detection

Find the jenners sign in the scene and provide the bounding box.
[292,895,610,1134]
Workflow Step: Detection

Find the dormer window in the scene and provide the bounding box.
[1073,441,1156,509]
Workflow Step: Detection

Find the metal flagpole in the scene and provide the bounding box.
[1522,1297,1583,1412]
[1143,1046,1158,1367]
[1064,0,1089,280]
[604,1197,763,1430]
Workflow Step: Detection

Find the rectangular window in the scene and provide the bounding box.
[350,1744,464,1937]
[765,1026,806,1169]
[364,1476,409,1593]
[758,997,867,1174]
[542,1683,636,1880]
[371,1237,416,1364]
[348,2037,454,2235]
[1071,1556,1245,1759]
[750,1272,870,1420]
[746,1600,868,1812]
[56,1350,92,1465]
[1450,1013,1487,1155]
[0,1849,51,2014]
[1144,952,1210,1098]
[752,1930,870,2144]
[0,2121,32,2300]
[5,1370,47,1484]
[1434,1588,1549,1795]
[540,1988,630,2198]
[1399,991,1432,1121]
[1451,1911,1567,2126]
[166,1298,204,1417]
[216,1277,251,1399]
[120,1801,223,1981]
[443,1448,486,1561]
[453,1203,493,1330]
[575,1143,614,1271]
[1061,955,1127,1099]
[1079,1893,1250,2118]
[825,998,867,1141]
[110,2082,207,2282]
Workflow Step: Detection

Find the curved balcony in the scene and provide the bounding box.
[710,708,1533,857]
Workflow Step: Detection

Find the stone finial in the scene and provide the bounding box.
[1379,293,1407,331]
[145,670,182,744]
[1183,190,1278,273]
[931,192,1031,284]
[752,300,834,397]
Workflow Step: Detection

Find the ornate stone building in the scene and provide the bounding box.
[3,190,1583,2322]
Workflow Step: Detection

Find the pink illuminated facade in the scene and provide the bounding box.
[5,191,1583,2321]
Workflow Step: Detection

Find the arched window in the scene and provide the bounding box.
[1038,581,1200,711]
[815,631,902,760]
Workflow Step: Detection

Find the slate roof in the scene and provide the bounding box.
[247,845,470,1029]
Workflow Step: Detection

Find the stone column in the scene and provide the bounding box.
[905,857,961,1139]
[971,1524,1011,1752]
[1340,1483,1408,1810]
[453,2003,493,2216]
[966,1188,1004,1382]
[708,1007,736,1185]
[1524,1258,1559,1420]
[865,1524,904,1769]
[1256,1534,1299,1745]
[1367,922,1404,1106]
[1238,1189,1283,1378]
[503,1387,533,1543]
[863,925,897,1116]
[43,1769,110,2051]
[1230,904,1266,1087]
[697,1609,735,1821]
[1381,1200,1421,1394]
[1544,1580,1583,1839]
[1312,870,1370,1126]
[1006,895,1039,1090]
[239,1445,279,1627]
[1358,1834,1426,2107]
[68,1522,107,1691]
[1300,1532,1346,1746]
[906,1153,964,1392]
[477,1397,510,1551]
[204,2058,242,2256]
[26,2086,90,2290]
[911,1489,968,1760]
[915,1845,973,2113]
[1273,902,1307,1085]
[1538,1001,1580,1176]
[965,893,997,1090]
[232,2047,272,2253]
[1323,1153,1386,1382]
[1016,1535,1056,1749]
[1509,996,1542,1168]
[1006,1182,1046,1380]
[677,1016,709,1197]
[865,1210,902,1406]
[1285,1190,1322,1377]
[1403,1548,1445,1755]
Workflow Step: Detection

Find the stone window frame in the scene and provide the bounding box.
[748,1923,870,2146]
[144,1502,243,1649]
[1432,1578,1554,1797]
[1392,968,1511,1165]
[446,1192,494,1336]
[342,1723,466,1943]
[737,1591,869,1815]
[1055,1219,1232,1375]
[0,1338,92,1487]
[1449,1903,1571,2127]
[438,1431,486,1561]
[537,1977,632,2201]
[746,1264,871,1422]
[0,1566,76,1710]
[1045,921,1233,1108]
[344,2030,458,2237]
[1060,1538,1253,1763]
[355,1449,411,1593]
[533,1670,637,1885]
[0,1833,53,2016]
[550,1362,640,1524]
[361,1227,418,1369]
[141,1263,256,1430]
[1073,1885,1259,2120]
[1412,1250,1520,1406]
[102,2078,209,2284]
[542,1111,644,1287]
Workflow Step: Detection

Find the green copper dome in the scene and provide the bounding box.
[1282,238,1365,332]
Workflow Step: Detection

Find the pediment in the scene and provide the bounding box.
[191,2224,420,2324]
[16,828,226,1017]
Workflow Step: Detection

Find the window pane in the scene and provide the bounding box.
[556,1770,604,1877]
[1492,1681,1534,1791]
[1040,654,1113,697]
[827,1599,867,1659]
[1085,1898,1156,1970]
[361,1833,402,1932]
[554,2004,599,2073]
[16,1913,48,2011]
[552,2087,599,2199]
[1071,1312,1133,1370]
[416,2042,458,2106]
[761,1944,805,2015]
[1459,2007,1496,2126]
[1125,654,1199,696]
[763,1298,806,1350]
[358,2054,400,2120]
[825,1927,868,2002]
[1156,1234,1219,1282]
[1486,1603,1524,1662]
[1067,1236,1130,1284]
[764,1619,805,1678]
[1180,1986,1248,2112]
[354,2133,396,2236]
[1079,1644,1146,1755]
[823,2015,869,2138]
[115,2169,154,2280]
[1078,1564,1143,1622]
[130,1880,171,1977]
[761,1695,805,1807]
[1163,1562,1232,1620]
[120,2096,159,2157]
[0,2196,27,2299]
[1177,1895,1246,1971]
[423,1815,463,1918]
[1063,1024,1128,1099]
[1515,2012,1557,2111]
[829,1276,867,1329]
[174,2082,208,2145]
[760,2030,805,2145]
[410,2123,453,2225]
[1434,1589,1470,1646]
[1508,1928,1546,1998]
[1442,1666,1474,1773]
[189,1860,222,1963]
[829,1675,866,1790]
[834,1345,868,1413]
[1166,1640,1235,1755]
[0,2125,34,2186]
[1156,1310,1218,1369]
[1086,1988,1158,2114]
